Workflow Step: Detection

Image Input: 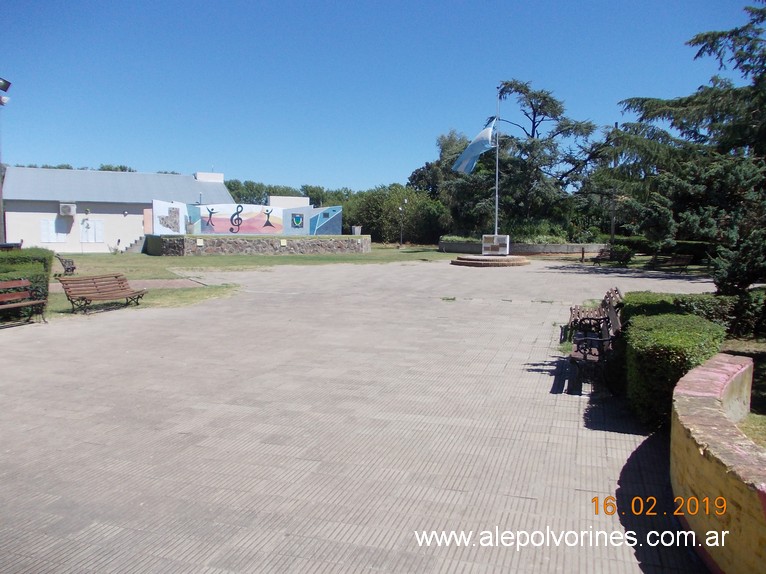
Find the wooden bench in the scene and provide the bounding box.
[55,254,76,276]
[0,279,47,323]
[58,274,147,314]
[591,248,611,265]
[648,253,693,271]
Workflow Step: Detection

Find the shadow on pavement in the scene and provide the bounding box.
[616,430,710,573]
[538,263,712,284]
[527,357,709,572]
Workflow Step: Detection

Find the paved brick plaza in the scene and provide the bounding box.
[0,260,715,573]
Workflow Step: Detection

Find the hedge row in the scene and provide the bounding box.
[611,237,711,263]
[625,313,725,427]
[672,290,766,336]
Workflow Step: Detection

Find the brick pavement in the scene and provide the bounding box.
[0,260,714,573]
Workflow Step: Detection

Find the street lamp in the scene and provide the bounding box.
[0,76,10,242]
[398,197,408,248]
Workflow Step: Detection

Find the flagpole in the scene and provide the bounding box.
[494,87,500,235]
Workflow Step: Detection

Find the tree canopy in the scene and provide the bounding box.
[619,2,766,294]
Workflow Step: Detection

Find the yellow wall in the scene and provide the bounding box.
[670,353,766,574]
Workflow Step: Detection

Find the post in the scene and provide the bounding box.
[494,89,500,235]
[398,197,407,248]
[610,122,619,245]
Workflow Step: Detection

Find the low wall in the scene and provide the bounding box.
[438,240,481,254]
[438,241,606,256]
[145,235,371,256]
[509,243,606,256]
[670,353,766,574]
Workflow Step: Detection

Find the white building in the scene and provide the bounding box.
[0,167,233,253]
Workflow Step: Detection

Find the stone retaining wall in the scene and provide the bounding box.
[670,353,766,574]
[145,235,371,256]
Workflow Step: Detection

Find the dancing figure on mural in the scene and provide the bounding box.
[205,206,217,227]
[263,208,274,228]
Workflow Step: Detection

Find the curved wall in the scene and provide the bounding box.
[670,353,766,574]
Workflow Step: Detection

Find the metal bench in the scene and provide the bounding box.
[58,273,147,314]
[591,248,611,265]
[0,278,47,323]
[55,254,76,276]
[566,286,622,338]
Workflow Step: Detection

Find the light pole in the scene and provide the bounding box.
[398,197,407,248]
[0,77,11,243]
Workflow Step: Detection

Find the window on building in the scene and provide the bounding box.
[40,219,67,243]
[80,219,104,243]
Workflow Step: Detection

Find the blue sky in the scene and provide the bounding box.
[1,0,750,190]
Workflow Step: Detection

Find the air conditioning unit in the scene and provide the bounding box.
[59,203,77,216]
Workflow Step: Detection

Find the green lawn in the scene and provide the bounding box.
[56,245,454,280]
[44,285,240,318]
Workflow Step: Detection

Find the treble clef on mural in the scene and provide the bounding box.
[229,204,244,233]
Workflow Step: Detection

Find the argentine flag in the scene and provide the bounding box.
[451,122,495,174]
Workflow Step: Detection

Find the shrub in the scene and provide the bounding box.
[731,288,766,336]
[505,220,567,244]
[612,236,653,254]
[672,290,766,336]
[626,313,725,427]
[668,240,711,264]
[609,244,634,264]
[673,293,736,330]
[620,291,679,325]
[439,235,481,243]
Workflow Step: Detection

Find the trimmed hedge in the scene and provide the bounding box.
[0,247,55,276]
[625,313,725,427]
[612,236,653,254]
[620,291,679,324]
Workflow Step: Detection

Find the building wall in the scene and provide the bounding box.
[4,200,146,253]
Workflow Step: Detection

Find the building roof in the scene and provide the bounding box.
[1,166,234,205]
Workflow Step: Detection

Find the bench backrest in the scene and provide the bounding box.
[0,279,35,304]
[58,274,132,296]
[606,304,622,336]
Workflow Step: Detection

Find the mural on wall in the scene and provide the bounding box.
[153,201,189,235]
[187,203,284,235]
[152,200,341,236]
